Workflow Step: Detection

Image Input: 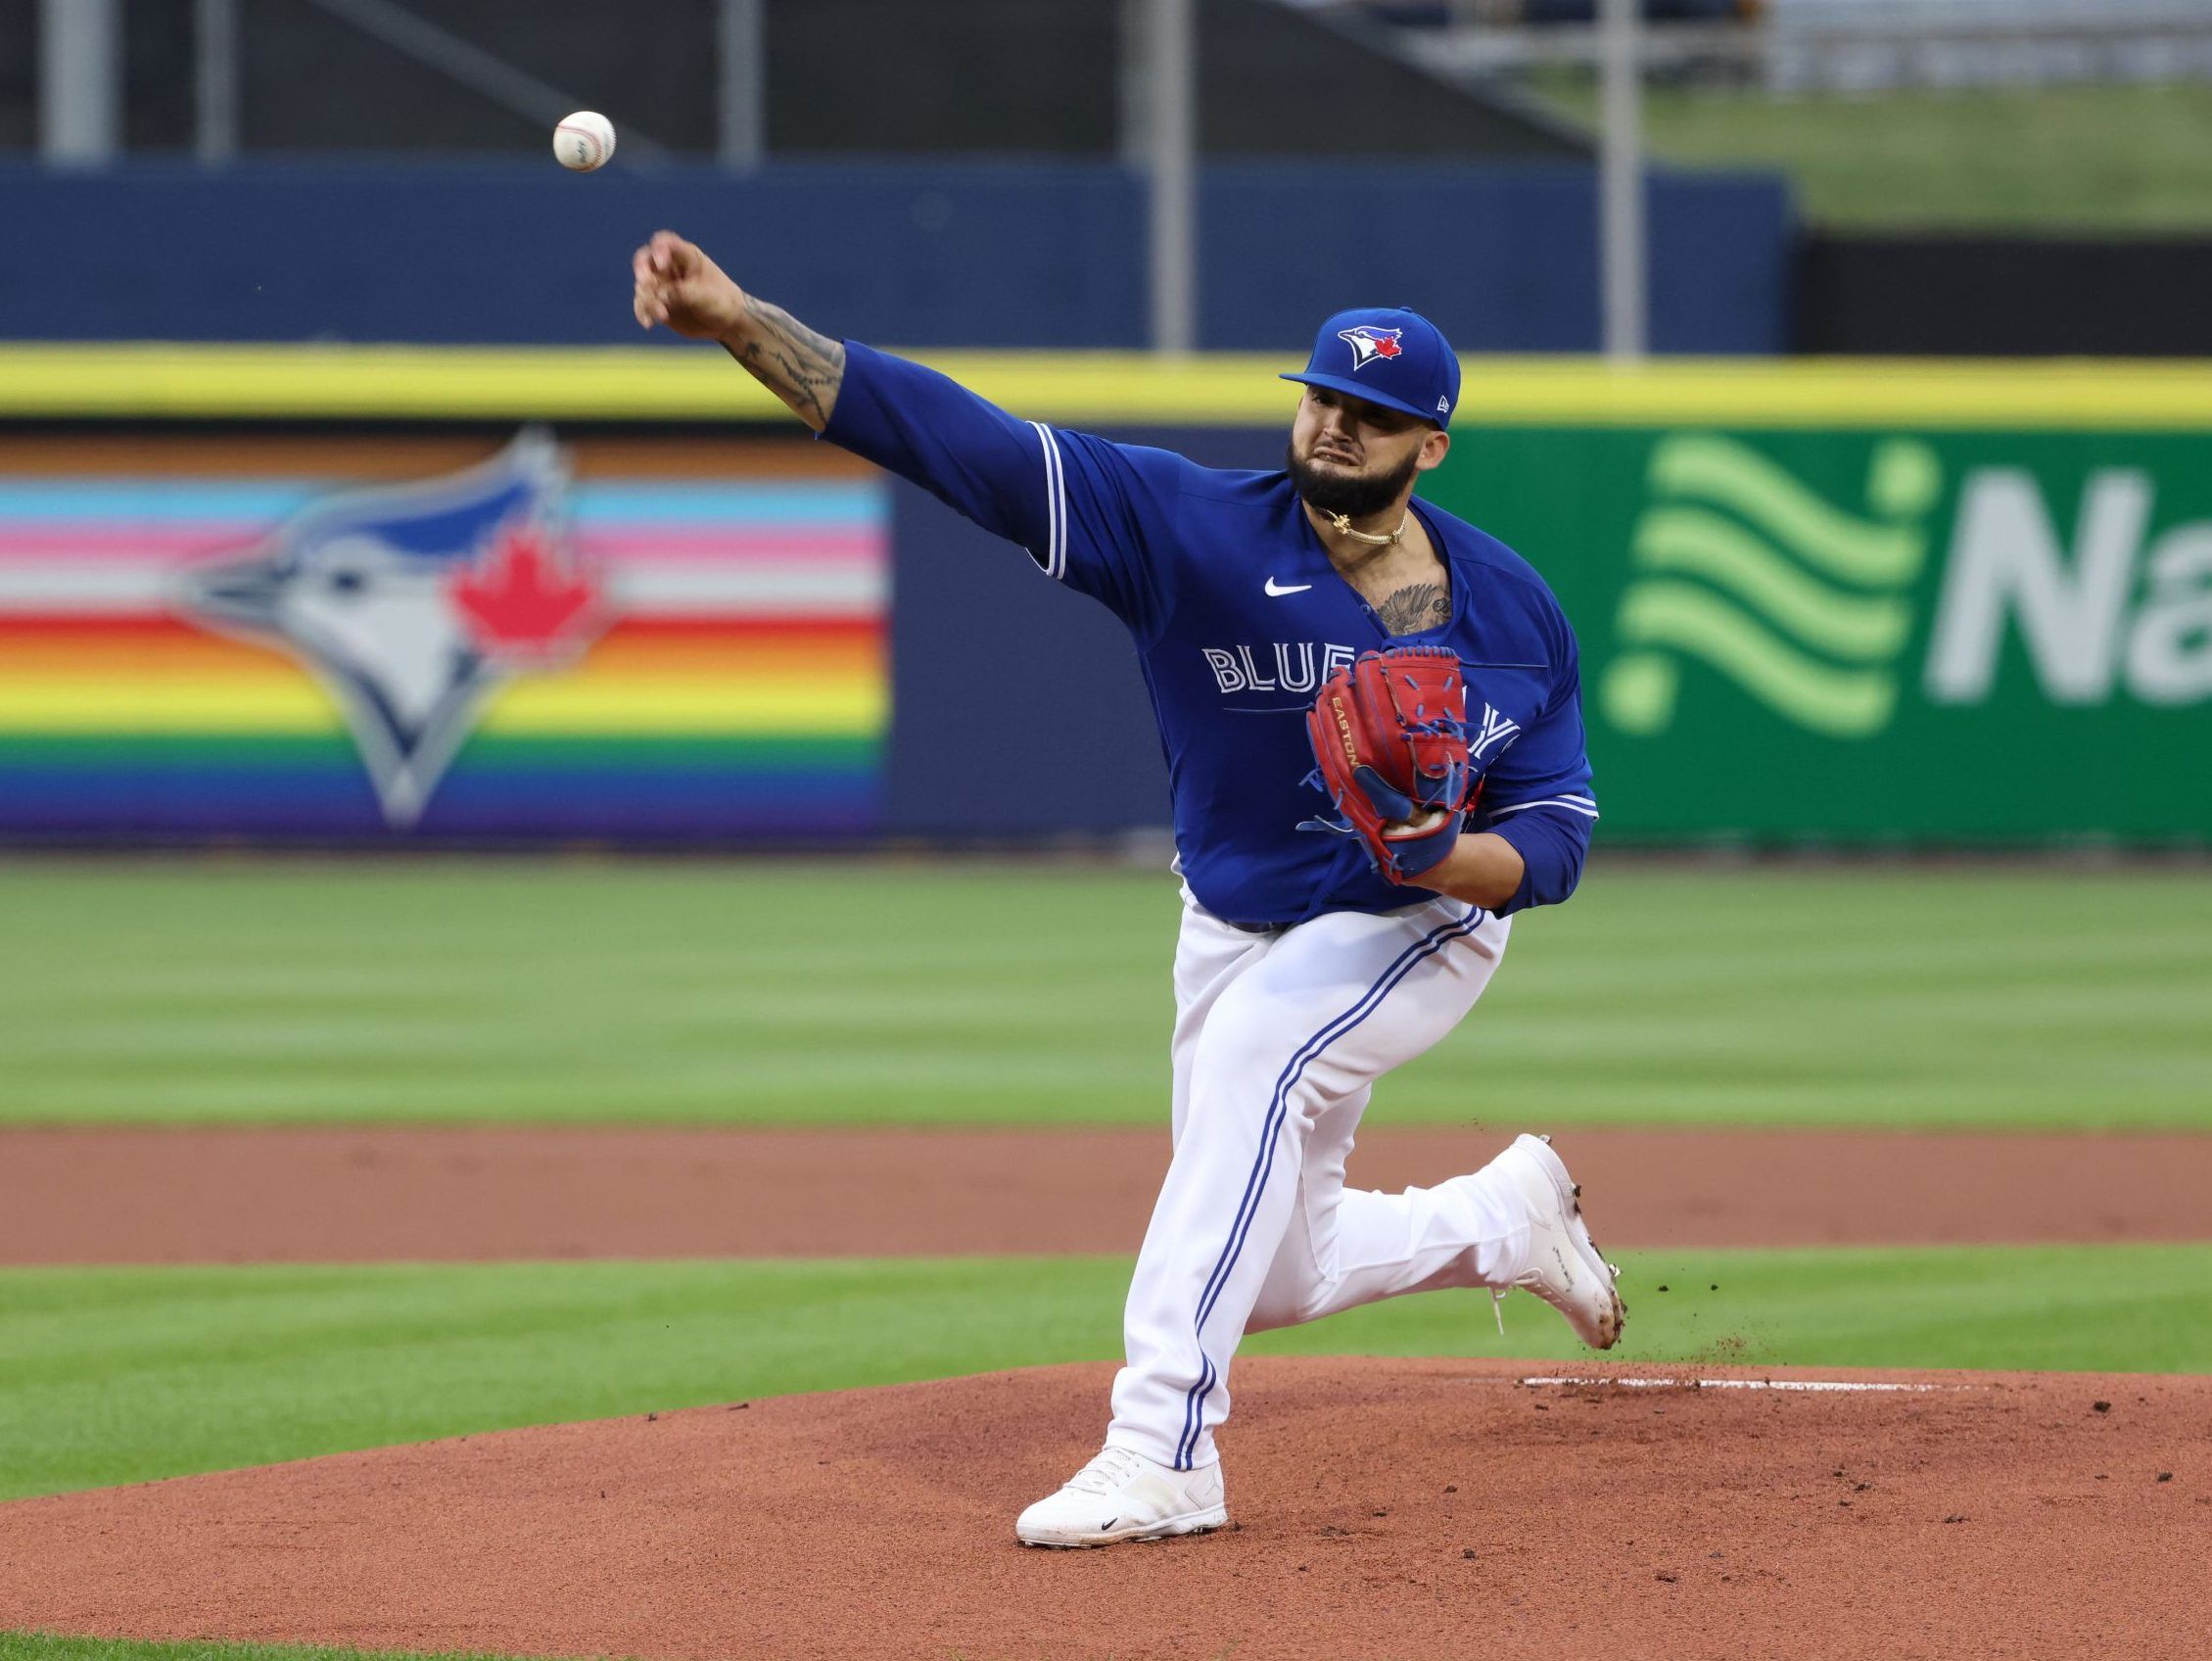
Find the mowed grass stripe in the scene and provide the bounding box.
[0,1638,570,1661]
[1,862,2207,1129]
[3,1246,2208,1502]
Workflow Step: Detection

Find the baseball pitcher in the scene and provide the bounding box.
[632,231,1624,1548]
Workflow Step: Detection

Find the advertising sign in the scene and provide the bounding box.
[0,433,888,840]
[1429,427,2212,840]
[4,348,2207,846]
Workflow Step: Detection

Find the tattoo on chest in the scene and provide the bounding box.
[1376,582,1451,636]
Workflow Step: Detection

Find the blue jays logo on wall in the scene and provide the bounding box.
[177,431,604,828]
[1337,326,1404,371]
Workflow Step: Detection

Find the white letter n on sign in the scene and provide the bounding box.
[1925,468,2150,704]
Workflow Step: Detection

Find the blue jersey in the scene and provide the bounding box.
[824,343,1597,926]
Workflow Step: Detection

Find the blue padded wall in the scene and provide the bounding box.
[0,160,1787,353]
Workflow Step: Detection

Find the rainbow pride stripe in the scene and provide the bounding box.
[0,463,889,840]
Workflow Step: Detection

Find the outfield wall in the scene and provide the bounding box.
[0,162,1789,356]
[2,346,2208,846]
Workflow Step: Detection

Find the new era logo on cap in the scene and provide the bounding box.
[1338,326,1403,371]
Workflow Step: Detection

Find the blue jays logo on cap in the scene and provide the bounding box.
[1283,306,1461,426]
[1338,325,1404,371]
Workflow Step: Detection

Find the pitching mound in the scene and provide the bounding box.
[2,1358,2204,1660]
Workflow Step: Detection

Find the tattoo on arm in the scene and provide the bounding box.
[1376,582,1451,636]
[722,296,846,431]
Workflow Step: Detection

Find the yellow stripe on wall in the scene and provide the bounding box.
[0,672,884,737]
[0,680,345,734]
[481,676,883,735]
[8,343,2212,430]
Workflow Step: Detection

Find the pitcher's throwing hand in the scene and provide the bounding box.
[632,230,844,431]
[630,230,747,339]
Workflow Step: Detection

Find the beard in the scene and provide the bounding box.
[1286,440,1422,522]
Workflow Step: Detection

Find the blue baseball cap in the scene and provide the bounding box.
[1281,307,1461,427]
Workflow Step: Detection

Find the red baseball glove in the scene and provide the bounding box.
[1301,645,1474,885]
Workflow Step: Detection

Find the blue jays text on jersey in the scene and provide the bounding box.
[824,343,1598,926]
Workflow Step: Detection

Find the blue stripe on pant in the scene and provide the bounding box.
[1173,905,1484,1470]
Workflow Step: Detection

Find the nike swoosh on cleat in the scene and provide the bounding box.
[1263,577,1313,596]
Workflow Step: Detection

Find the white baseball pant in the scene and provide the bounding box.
[1106,886,1531,1472]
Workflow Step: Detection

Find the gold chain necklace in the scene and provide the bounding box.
[1324,510,1409,547]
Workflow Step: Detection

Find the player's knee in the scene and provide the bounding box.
[1188,1046,1330,1134]
[1245,1290,1298,1333]
[1189,1026,1284,1100]
[1247,1276,1335,1332]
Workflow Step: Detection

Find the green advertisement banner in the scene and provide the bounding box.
[1426,427,2212,842]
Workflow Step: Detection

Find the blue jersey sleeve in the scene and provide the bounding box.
[1472,615,1597,915]
[822,341,1175,638]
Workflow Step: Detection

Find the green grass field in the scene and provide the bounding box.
[2,1246,2207,1502]
[0,1641,541,1661]
[4,858,2207,1658]
[1527,78,2212,231]
[3,861,2208,1130]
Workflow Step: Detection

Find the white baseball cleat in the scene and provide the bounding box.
[1489,1132,1626,1350]
[1014,1445,1229,1548]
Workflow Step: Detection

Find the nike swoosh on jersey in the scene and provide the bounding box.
[1262,578,1313,596]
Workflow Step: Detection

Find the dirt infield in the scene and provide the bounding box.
[8,1129,2208,1659]
[2,1357,2204,1661]
[6,1125,2211,1263]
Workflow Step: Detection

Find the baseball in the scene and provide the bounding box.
[553,111,616,172]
